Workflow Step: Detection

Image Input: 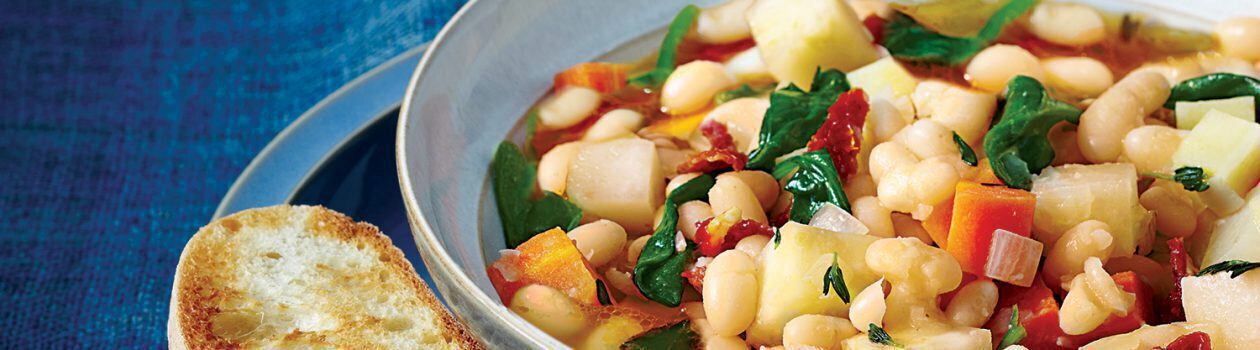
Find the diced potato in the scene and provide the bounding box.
[1182,269,1260,350]
[1080,322,1226,350]
[747,0,879,89]
[566,138,665,234]
[747,222,880,345]
[849,57,920,100]
[1175,96,1255,130]
[1202,189,1260,266]
[1031,163,1148,256]
[1171,110,1260,215]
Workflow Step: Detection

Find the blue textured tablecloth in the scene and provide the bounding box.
[0,1,464,347]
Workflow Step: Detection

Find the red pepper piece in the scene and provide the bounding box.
[806,89,868,180]
[863,15,887,44]
[694,218,774,257]
[1166,237,1190,323]
[987,278,1067,350]
[1163,331,1212,350]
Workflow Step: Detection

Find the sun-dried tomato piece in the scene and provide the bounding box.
[806,89,869,180]
[676,148,748,174]
[770,208,791,227]
[702,120,737,151]
[681,264,706,293]
[1163,331,1211,350]
[1165,237,1191,323]
[695,217,774,257]
[863,16,887,44]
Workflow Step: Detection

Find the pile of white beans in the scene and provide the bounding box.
[502,0,1260,348]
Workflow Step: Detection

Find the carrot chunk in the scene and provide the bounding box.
[487,228,602,305]
[946,181,1037,275]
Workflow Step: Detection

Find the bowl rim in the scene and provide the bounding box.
[395,0,1225,347]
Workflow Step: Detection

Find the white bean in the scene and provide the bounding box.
[1027,2,1105,47]
[945,280,999,328]
[965,45,1045,93]
[1083,257,1133,314]
[678,200,715,241]
[1041,57,1115,98]
[662,60,736,115]
[912,82,997,144]
[1215,17,1260,61]
[538,86,601,129]
[895,119,958,160]
[708,97,770,153]
[782,314,857,350]
[583,109,644,142]
[667,173,703,195]
[703,250,759,336]
[537,142,584,195]
[848,280,887,330]
[567,220,628,268]
[877,164,917,213]
[891,213,933,245]
[1078,71,1170,163]
[868,141,918,185]
[911,156,961,207]
[627,235,650,265]
[509,284,589,339]
[852,196,894,238]
[1139,184,1198,238]
[719,170,779,210]
[1043,220,1114,289]
[844,173,877,200]
[734,234,770,259]
[709,175,769,224]
[1059,275,1110,335]
[1121,125,1183,174]
[724,46,774,83]
[696,0,754,44]
[868,97,909,145]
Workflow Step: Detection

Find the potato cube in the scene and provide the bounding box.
[1203,189,1260,266]
[1171,110,1260,214]
[1031,163,1147,256]
[1175,96,1254,130]
[566,138,665,234]
[1182,269,1260,349]
[849,57,919,100]
[747,0,879,88]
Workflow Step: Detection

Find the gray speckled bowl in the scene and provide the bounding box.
[397,0,1236,348]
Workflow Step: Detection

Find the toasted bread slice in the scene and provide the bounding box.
[168,205,479,349]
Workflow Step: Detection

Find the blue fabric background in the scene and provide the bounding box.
[0,0,464,347]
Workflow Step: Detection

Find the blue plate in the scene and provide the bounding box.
[214,44,439,299]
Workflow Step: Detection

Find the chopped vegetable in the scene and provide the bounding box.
[554,62,630,93]
[695,217,774,257]
[996,305,1026,349]
[1031,163,1146,257]
[984,76,1083,190]
[628,5,701,87]
[486,228,602,305]
[1170,111,1260,213]
[808,202,870,235]
[714,83,773,105]
[806,89,869,180]
[1162,331,1211,350]
[984,229,1044,287]
[1203,190,1260,266]
[1163,73,1260,116]
[746,69,850,170]
[881,0,1036,65]
[774,149,852,223]
[492,142,583,247]
[1175,95,1255,130]
[945,181,1037,276]
[986,278,1063,349]
[923,197,954,249]
[634,174,716,306]
[1065,271,1156,346]
[677,121,748,174]
[821,253,851,303]
[622,321,698,350]
[954,131,978,166]
[1167,238,1190,323]
[1196,260,1260,278]
[868,323,902,348]
[745,0,879,87]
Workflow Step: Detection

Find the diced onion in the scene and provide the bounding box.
[984,229,1044,286]
[808,203,870,235]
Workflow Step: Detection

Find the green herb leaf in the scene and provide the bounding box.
[746,68,850,170]
[1163,73,1260,116]
[774,149,851,223]
[493,142,584,247]
[1143,166,1211,192]
[715,83,774,105]
[596,280,613,306]
[773,227,782,248]
[628,5,701,88]
[882,0,1036,65]
[997,305,1027,349]
[868,323,902,348]
[634,174,716,306]
[983,76,1083,190]
[821,253,851,303]
[1196,260,1260,278]
[954,131,978,166]
[622,321,698,350]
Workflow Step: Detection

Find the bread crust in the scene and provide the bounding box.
[168,205,481,349]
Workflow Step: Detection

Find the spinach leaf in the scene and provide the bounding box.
[983,76,1082,190]
[715,83,774,105]
[1163,73,1260,119]
[628,5,701,87]
[622,321,697,350]
[882,0,1036,65]
[634,174,716,306]
[492,142,583,247]
[773,149,851,222]
[746,69,850,170]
